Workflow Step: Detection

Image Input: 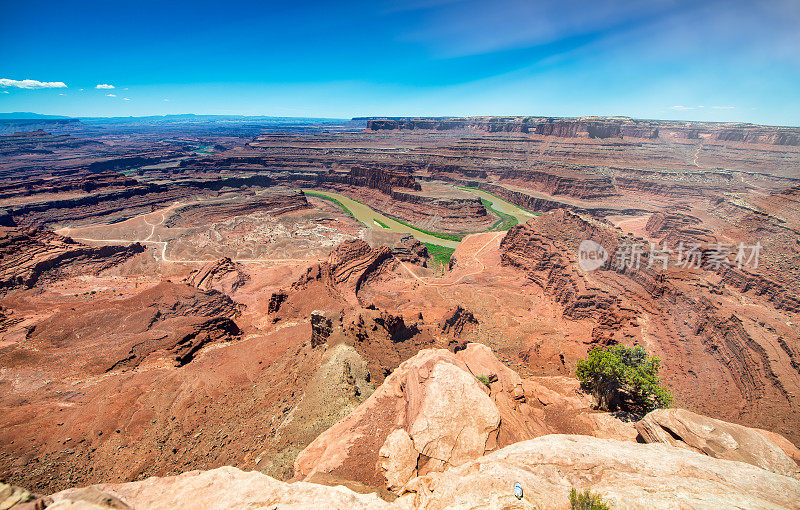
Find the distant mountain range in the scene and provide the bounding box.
[0,112,73,119]
[0,112,349,122]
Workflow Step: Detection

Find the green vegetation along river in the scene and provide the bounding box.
[460,188,538,224]
[302,187,537,249]
[302,189,460,248]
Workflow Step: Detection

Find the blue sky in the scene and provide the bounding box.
[1,0,798,124]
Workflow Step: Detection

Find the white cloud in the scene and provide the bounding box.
[670,105,695,111]
[106,93,117,97]
[163,98,169,102]
[96,83,115,89]
[1,91,8,94]
[712,106,735,109]
[697,105,705,108]
[58,93,65,96]
[0,78,67,89]
[123,97,131,101]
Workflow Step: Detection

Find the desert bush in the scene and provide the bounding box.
[475,374,491,388]
[576,344,672,414]
[569,488,610,510]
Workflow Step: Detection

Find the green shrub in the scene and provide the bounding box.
[569,488,610,510]
[575,344,672,414]
[475,374,491,388]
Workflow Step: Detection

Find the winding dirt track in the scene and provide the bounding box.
[58,195,505,279]
[59,203,324,265]
[394,232,503,287]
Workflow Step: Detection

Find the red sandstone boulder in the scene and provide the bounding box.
[292,343,635,492]
[636,408,800,479]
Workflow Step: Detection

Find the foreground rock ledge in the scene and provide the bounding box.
[43,435,800,509]
[637,408,800,479]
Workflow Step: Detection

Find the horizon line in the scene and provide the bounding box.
[1,112,798,129]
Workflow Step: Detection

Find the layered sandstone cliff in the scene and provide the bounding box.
[0,227,144,291]
[499,209,800,445]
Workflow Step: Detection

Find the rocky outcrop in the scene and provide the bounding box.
[184,257,249,295]
[323,165,421,195]
[164,188,310,228]
[0,482,37,508]
[0,227,144,292]
[362,231,428,266]
[399,434,800,509]
[500,209,800,444]
[361,116,800,146]
[497,168,617,199]
[363,116,658,139]
[293,344,635,492]
[616,176,712,198]
[48,467,391,510]
[621,124,660,139]
[364,118,470,131]
[500,211,639,346]
[439,305,478,339]
[635,408,800,478]
[39,435,800,509]
[267,290,287,314]
[534,119,622,139]
[310,310,333,347]
[285,240,394,307]
[714,127,800,146]
[335,307,433,385]
[5,282,242,374]
[644,210,716,245]
[717,265,800,313]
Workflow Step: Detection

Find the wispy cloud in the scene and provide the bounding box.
[96,83,115,89]
[123,97,131,101]
[670,105,695,111]
[1,91,8,94]
[0,78,67,89]
[106,93,117,97]
[163,98,170,102]
[712,105,735,109]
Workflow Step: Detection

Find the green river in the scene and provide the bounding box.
[302,187,537,249]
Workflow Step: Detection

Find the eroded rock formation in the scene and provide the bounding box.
[276,239,394,308]
[636,408,800,478]
[0,227,144,291]
[499,209,800,445]
[3,281,241,374]
[293,344,636,491]
[184,257,250,296]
